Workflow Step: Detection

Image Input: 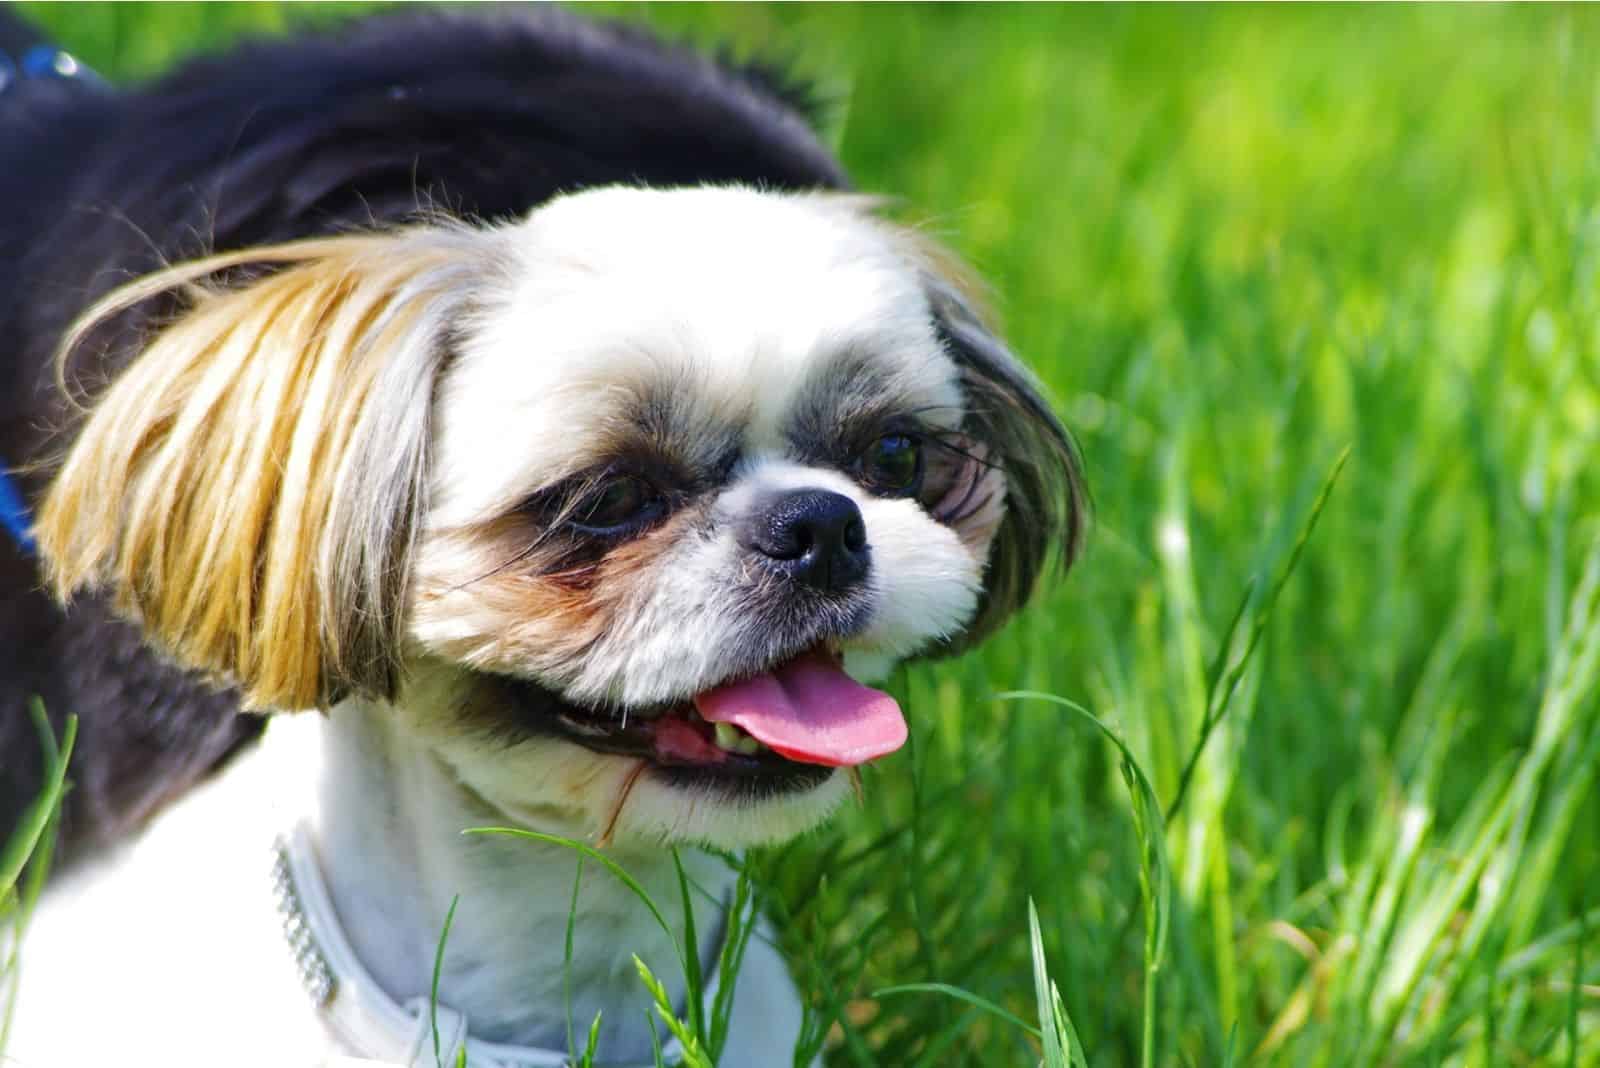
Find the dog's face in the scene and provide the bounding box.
[38,186,1082,849]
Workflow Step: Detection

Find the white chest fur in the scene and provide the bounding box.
[6,714,808,1067]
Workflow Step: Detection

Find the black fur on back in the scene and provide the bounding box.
[0,6,847,870]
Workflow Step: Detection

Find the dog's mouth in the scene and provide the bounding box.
[502,644,907,788]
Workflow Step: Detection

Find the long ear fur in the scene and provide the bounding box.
[36,227,500,710]
[870,218,1088,650]
[928,272,1087,647]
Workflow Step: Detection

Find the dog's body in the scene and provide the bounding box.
[1,11,1081,1067]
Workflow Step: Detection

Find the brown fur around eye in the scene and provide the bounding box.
[409,498,713,682]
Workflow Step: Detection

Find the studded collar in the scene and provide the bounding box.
[271,824,713,1068]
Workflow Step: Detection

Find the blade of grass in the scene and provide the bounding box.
[1051,980,1088,1068]
[1030,898,1065,1068]
[429,894,459,1068]
[996,692,1170,1068]
[579,1010,603,1068]
[672,849,706,1044]
[1566,903,1584,1068]
[0,705,75,1057]
[465,827,688,981]
[1029,898,1091,1068]
[565,855,585,1061]
[872,981,1041,1040]
[0,706,77,890]
[633,955,711,1068]
[1166,446,1349,828]
[708,867,759,1061]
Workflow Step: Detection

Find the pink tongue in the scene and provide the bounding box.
[692,650,907,767]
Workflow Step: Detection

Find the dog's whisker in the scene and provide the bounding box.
[597,759,647,849]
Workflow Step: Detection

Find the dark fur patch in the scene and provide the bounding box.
[784,347,918,465]
[926,280,1089,650]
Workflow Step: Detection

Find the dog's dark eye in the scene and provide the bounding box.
[857,433,923,497]
[570,475,662,534]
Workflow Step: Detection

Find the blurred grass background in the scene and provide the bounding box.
[16,3,1600,1065]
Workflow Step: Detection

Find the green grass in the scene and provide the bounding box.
[0,705,74,1052]
[17,4,1600,1064]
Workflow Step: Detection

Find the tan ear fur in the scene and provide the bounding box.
[37,227,496,710]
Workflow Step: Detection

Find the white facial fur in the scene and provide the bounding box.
[428,188,961,526]
[405,186,999,848]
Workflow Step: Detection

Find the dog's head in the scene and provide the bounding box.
[38,186,1083,847]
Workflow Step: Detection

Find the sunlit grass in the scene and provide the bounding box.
[15,4,1600,1064]
[0,705,74,1053]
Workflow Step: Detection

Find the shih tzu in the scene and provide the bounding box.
[0,8,1082,1067]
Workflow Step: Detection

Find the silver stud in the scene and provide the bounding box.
[270,836,336,1007]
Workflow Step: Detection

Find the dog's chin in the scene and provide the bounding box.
[471,725,856,852]
[403,647,884,851]
[588,758,854,851]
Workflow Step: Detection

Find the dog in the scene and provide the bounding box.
[0,9,1083,1066]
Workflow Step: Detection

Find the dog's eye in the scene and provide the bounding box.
[570,475,662,534]
[857,433,923,497]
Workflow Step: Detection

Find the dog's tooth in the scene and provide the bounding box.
[713,722,742,751]
[734,736,762,755]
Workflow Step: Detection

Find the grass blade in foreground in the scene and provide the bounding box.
[995,692,1171,1068]
[464,827,714,1058]
[1030,898,1088,1068]
[0,705,76,1058]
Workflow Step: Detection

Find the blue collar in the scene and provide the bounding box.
[0,42,104,94]
[1,466,35,553]
[1,36,101,555]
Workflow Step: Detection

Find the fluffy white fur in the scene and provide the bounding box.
[16,187,1018,1066]
[7,713,806,1066]
[408,189,988,847]
[429,188,962,526]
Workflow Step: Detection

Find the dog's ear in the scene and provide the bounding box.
[36,228,496,711]
[849,207,1087,652]
[923,267,1087,649]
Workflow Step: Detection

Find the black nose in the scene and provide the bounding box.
[739,489,870,593]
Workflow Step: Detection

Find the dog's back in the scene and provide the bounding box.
[0,8,846,868]
[0,11,244,869]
